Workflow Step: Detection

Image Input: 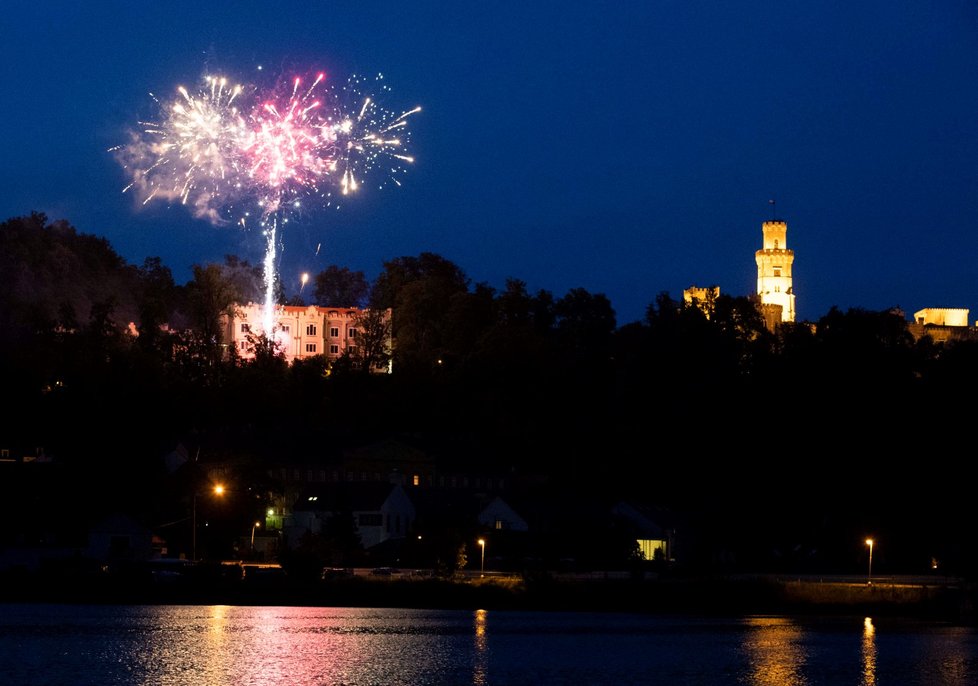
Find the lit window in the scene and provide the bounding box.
[495,520,503,530]
[412,474,420,486]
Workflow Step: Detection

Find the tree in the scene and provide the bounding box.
[182,263,243,375]
[220,255,267,305]
[313,265,370,307]
[369,253,471,373]
[340,307,393,373]
[554,287,617,363]
[135,257,177,355]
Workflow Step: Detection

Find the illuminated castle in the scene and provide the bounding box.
[224,303,392,372]
[755,219,795,324]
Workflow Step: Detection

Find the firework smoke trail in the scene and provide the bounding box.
[240,72,339,333]
[113,68,420,340]
[111,75,250,225]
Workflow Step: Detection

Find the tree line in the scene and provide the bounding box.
[3,212,977,575]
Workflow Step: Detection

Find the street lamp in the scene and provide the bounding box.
[866,538,874,585]
[478,538,485,577]
[192,484,225,562]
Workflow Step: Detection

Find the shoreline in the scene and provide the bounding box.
[2,568,973,623]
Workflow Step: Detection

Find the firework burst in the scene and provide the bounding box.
[113,66,420,336]
[328,73,421,196]
[111,75,252,225]
[114,69,419,223]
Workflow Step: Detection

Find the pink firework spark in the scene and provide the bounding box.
[115,67,420,226]
[241,73,339,211]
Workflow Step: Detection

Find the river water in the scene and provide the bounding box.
[0,604,975,685]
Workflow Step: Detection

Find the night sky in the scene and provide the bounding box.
[3,2,977,326]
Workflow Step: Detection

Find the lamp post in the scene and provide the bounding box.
[866,538,874,585]
[192,484,225,562]
[251,521,261,549]
[478,538,485,577]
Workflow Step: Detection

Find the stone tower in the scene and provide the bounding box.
[755,219,795,323]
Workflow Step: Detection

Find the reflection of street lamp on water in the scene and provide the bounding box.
[478,538,486,577]
[192,484,225,562]
[866,538,874,585]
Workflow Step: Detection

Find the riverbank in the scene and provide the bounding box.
[2,565,974,623]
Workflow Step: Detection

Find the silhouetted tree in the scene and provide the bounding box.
[313,265,370,307]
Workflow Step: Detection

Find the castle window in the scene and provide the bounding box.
[348,327,358,339]
[412,474,420,486]
[306,324,317,336]
[280,325,290,334]
[773,268,781,277]
[305,343,317,353]
[241,323,250,333]
[330,327,339,337]
[329,345,339,354]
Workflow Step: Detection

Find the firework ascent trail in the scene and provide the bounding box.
[112,69,420,335]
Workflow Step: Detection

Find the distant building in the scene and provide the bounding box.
[908,307,976,344]
[913,308,969,327]
[683,285,719,319]
[755,219,795,324]
[287,482,416,551]
[224,303,392,370]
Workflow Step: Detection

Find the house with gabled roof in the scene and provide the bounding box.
[286,481,415,551]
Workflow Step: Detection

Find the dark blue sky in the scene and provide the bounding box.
[3,2,977,325]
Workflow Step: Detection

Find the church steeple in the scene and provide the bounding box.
[755,218,795,323]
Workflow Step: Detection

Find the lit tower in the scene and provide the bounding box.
[755,218,795,323]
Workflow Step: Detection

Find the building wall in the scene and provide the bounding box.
[913,308,969,327]
[683,285,720,319]
[755,220,795,323]
[224,303,390,366]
